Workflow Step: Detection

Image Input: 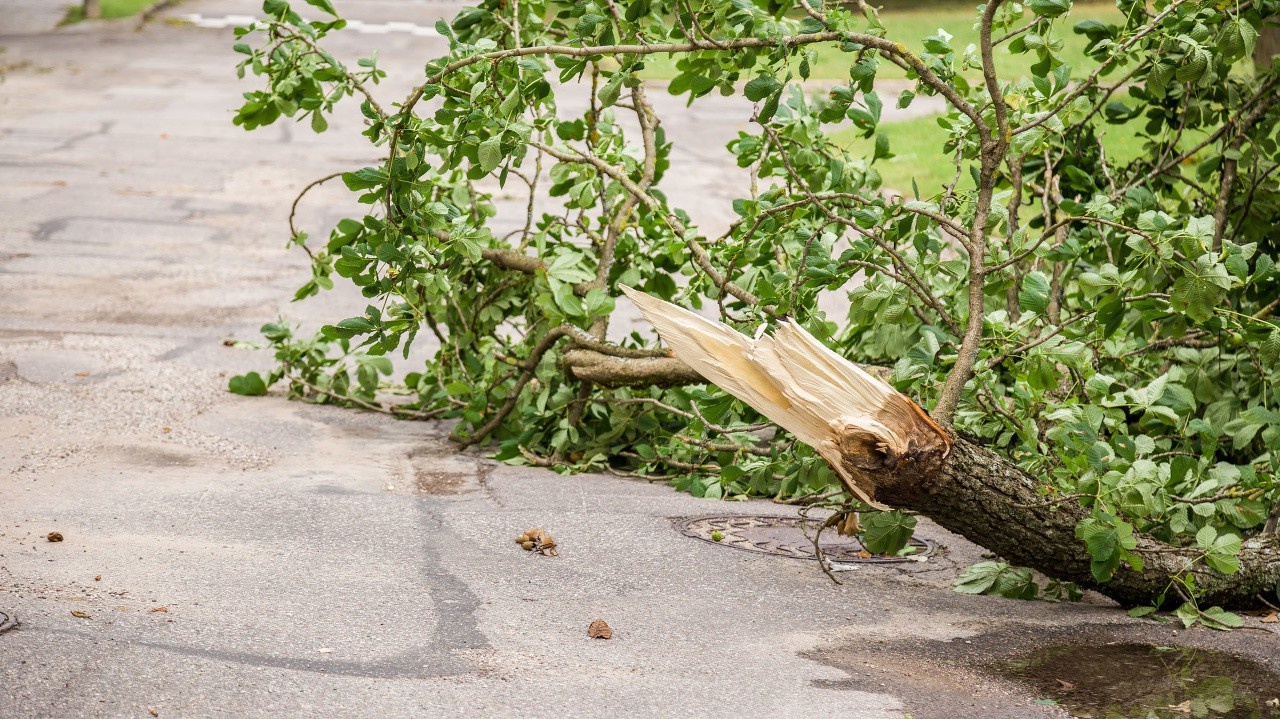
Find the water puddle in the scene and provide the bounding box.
[998,643,1280,719]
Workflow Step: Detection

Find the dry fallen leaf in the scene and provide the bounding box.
[149,710,159,717]
[836,512,861,537]
[1056,679,1075,690]
[150,607,168,613]
[74,371,91,378]
[1167,700,1192,714]
[71,610,91,619]
[516,528,559,556]
[1261,612,1278,624]
[588,620,612,639]
[46,532,64,542]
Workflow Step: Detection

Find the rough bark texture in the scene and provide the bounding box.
[877,435,1280,609]
[1254,18,1280,71]
[557,345,1279,608]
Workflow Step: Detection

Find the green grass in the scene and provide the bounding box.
[63,0,156,23]
[831,111,1217,197]
[839,115,962,197]
[643,2,1125,82]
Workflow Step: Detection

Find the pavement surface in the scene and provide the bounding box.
[1,3,1276,718]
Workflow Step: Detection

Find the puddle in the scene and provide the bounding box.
[998,643,1280,719]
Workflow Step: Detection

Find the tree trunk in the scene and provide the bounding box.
[82,0,101,19]
[875,434,1280,609]
[618,288,1280,610]
[1254,18,1279,73]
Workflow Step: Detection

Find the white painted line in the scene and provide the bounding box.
[179,13,440,36]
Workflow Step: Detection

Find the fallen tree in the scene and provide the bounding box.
[625,286,1280,609]
[228,0,1280,617]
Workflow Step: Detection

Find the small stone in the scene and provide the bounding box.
[46,532,63,542]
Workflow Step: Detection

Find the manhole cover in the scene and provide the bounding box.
[675,514,934,563]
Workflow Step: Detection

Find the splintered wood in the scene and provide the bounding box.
[514,528,558,556]
[621,286,951,509]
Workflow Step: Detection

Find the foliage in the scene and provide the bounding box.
[63,0,159,22]
[227,0,1280,615]
[953,560,1084,601]
[861,509,917,555]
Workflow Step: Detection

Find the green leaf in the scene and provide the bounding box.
[477,136,503,174]
[1027,0,1071,18]
[342,167,387,191]
[337,317,376,333]
[300,0,337,16]
[1175,50,1209,83]
[744,76,781,102]
[1175,602,1200,628]
[756,90,781,123]
[953,560,1006,594]
[361,355,394,375]
[1205,533,1241,574]
[1170,255,1233,322]
[953,561,1038,599]
[597,72,624,107]
[1200,606,1244,629]
[452,233,483,262]
[263,0,289,17]
[1018,271,1051,315]
[1076,513,1139,582]
[1260,330,1280,364]
[861,510,916,555]
[228,372,268,396]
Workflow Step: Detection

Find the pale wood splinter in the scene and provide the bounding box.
[621,286,951,509]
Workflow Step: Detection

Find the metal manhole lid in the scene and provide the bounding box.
[675,514,934,563]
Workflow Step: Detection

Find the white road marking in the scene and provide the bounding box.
[180,13,441,36]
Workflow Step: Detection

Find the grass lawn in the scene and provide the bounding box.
[830,112,1208,198]
[644,1,1125,82]
[63,0,157,23]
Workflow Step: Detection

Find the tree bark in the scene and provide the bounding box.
[875,436,1280,609]
[561,350,701,388]
[1254,18,1280,73]
[82,0,101,18]
[566,342,1280,609]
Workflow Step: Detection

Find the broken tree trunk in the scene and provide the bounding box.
[621,287,1280,609]
[885,436,1280,608]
